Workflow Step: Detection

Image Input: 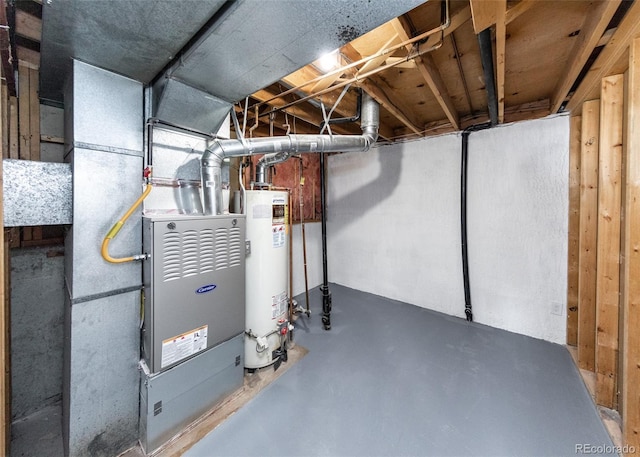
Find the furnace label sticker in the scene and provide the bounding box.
[272,291,288,319]
[272,224,285,248]
[161,325,208,368]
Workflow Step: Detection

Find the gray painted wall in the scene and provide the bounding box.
[325,115,569,344]
[10,246,65,420]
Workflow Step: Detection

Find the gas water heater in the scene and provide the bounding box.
[244,190,290,369]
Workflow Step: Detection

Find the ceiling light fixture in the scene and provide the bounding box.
[316,50,340,73]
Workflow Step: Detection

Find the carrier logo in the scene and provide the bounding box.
[196,284,217,294]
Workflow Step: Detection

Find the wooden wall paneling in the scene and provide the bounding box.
[17,64,30,161]
[617,69,629,420]
[578,99,600,371]
[28,67,39,162]
[17,64,32,243]
[567,115,581,346]
[28,67,42,242]
[0,140,8,457]
[595,74,624,409]
[8,97,17,160]
[621,36,640,453]
[1,82,7,159]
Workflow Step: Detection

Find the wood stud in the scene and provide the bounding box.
[567,115,581,346]
[622,36,640,454]
[577,99,600,372]
[595,74,624,410]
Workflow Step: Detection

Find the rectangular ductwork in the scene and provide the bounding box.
[152,77,232,135]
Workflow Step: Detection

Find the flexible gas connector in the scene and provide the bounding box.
[101,171,153,264]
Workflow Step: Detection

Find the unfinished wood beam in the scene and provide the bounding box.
[578,99,600,371]
[495,0,506,124]
[505,0,536,25]
[595,74,624,409]
[567,115,581,346]
[551,0,621,114]
[566,0,640,114]
[392,17,460,130]
[15,9,41,42]
[359,79,422,136]
[469,0,498,34]
[355,33,400,78]
[622,36,640,454]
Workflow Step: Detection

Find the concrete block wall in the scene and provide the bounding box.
[326,115,569,344]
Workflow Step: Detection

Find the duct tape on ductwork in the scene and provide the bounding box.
[3,159,72,226]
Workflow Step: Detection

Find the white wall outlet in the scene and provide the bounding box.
[551,301,563,316]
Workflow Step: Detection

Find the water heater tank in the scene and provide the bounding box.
[244,190,289,369]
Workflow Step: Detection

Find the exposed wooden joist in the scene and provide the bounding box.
[621,36,640,452]
[392,17,460,130]
[567,115,582,346]
[551,0,621,114]
[502,99,551,124]
[469,0,498,34]
[505,0,536,25]
[356,33,401,77]
[338,44,416,139]
[595,74,624,410]
[495,0,506,123]
[578,99,600,372]
[249,89,358,135]
[359,79,422,136]
[566,0,640,113]
[15,9,41,43]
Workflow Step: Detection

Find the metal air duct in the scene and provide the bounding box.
[200,92,379,215]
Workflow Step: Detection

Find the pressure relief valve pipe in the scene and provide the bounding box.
[101,167,153,263]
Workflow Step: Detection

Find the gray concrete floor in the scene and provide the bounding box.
[11,284,615,456]
[186,284,616,457]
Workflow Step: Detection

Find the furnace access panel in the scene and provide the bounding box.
[142,214,246,373]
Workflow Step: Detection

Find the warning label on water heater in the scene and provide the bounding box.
[272,197,287,248]
[272,291,288,319]
[161,325,208,368]
[272,224,285,248]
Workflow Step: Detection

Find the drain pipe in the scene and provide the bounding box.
[461,27,499,322]
[477,28,498,126]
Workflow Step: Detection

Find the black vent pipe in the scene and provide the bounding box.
[477,28,498,127]
[461,123,491,322]
[319,151,332,330]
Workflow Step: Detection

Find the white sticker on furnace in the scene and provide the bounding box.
[272,291,288,319]
[161,325,208,368]
[272,224,285,248]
